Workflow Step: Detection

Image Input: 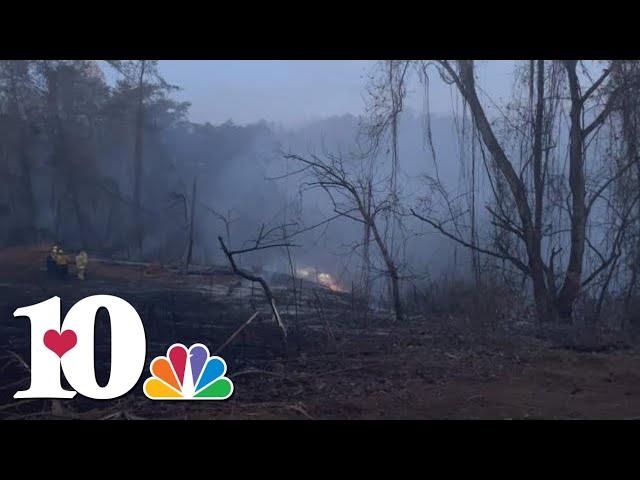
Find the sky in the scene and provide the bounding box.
[156,60,517,127]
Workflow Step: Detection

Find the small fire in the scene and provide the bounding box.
[295,266,343,292]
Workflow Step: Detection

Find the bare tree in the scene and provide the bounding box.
[410,60,640,324]
[218,229,293,342]
[363,61,410,315]
[284,151,405,321]
[108,60,178,254]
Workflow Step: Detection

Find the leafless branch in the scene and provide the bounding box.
[218,236,287,340]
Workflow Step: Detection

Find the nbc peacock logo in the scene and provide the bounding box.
[143,343,234,400]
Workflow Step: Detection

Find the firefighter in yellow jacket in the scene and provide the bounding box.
[55,248,69,277]
[75,251,88,280]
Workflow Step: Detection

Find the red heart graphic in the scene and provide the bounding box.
[43,329,77,358]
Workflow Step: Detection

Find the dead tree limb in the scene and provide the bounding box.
[214,311,260,355]
[218,236,287,340]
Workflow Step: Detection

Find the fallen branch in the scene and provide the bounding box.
[230,368,288,379]
[218,236,287,343]
[0,398,41,412]
[214,311,260,355]
[7,351,30,373]
[287,403,315,420]
[0,378,28,391]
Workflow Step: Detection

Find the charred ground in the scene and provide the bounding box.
[1,246,640,420]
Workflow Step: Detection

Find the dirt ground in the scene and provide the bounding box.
[127,327,640,420]
[1,245,640,419]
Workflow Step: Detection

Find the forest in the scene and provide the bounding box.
[2,60,640,419]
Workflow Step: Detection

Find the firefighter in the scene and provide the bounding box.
[75,251,88,280]
[46,245,59,276]
[55,247,69,278]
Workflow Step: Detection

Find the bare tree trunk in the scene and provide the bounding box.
[620,63,640,323]
[451,60,554,323]
[531,60,555,324]
[555,61,588,321]
[133,60,146,253]
[361,180,372,321]
[369,217,403,322]
[386,61,406,312]
[185,178,197,271]
[624,262,638,319]
[283,230,300,332]
[470,114,480,285]
[596,256,620,322]
[533,60,545,238]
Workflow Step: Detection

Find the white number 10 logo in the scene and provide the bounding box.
[13,295,146,400]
